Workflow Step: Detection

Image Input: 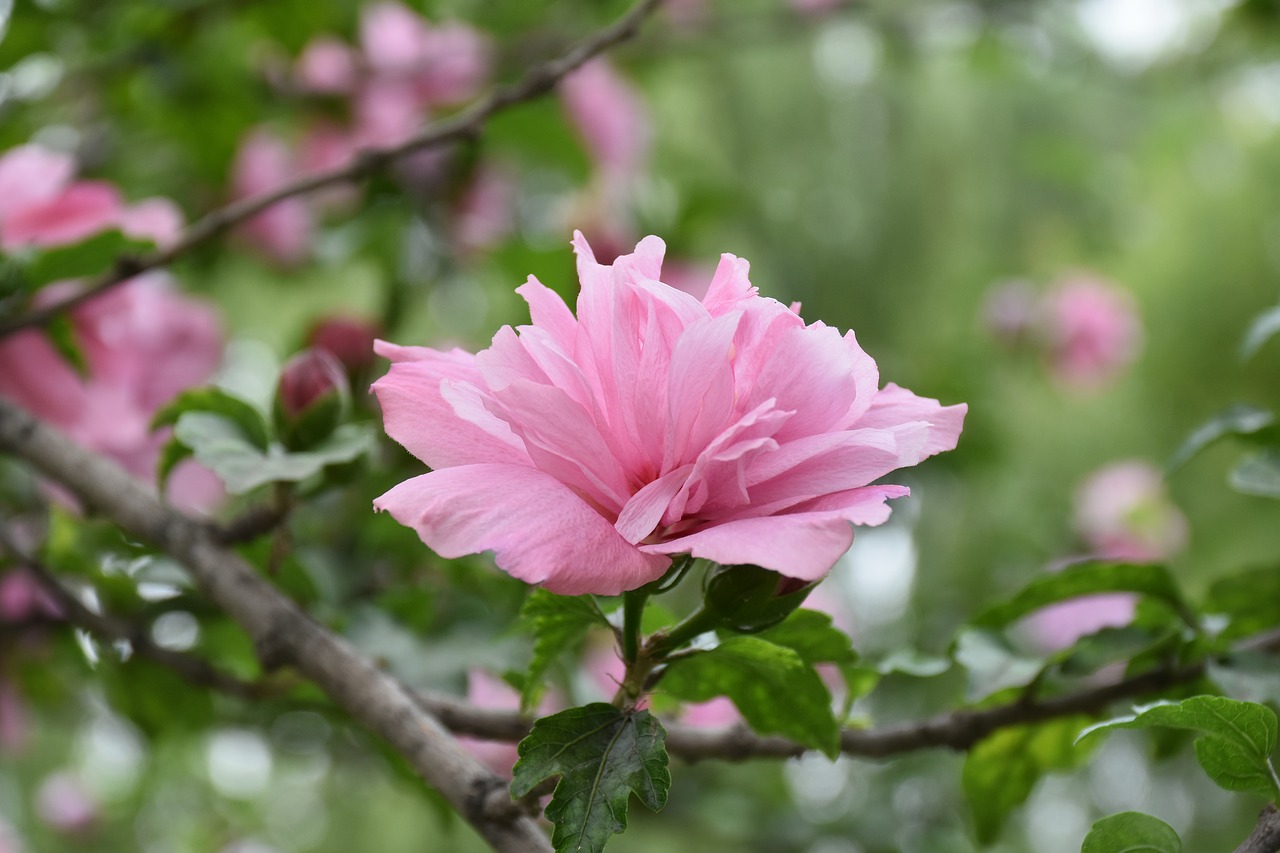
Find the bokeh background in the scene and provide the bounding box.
[2,0,1280,850]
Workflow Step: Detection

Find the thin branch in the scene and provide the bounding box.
[0,397,552,853]
[0,525,284,701]
[0,0,666,340]
[212,501,289,545]
[1235,805,1280,853]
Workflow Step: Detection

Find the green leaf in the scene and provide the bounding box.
[1241,304,1280,362]
[963,716,1094,844]
[954,628,1045,701]
[511,704,669,853]
[971,561,1194,630]
[1079,696,1280,798]
[1081,812,1181,853]
[175,415,372,494]
[1203,565,1280,642]
[23,230,154,289]
[703,563,816,632]
[661,636,839,757]
[1231,451,1280,499]
[45,313,88,375]
[155,435,195,492]
[874,649,951,677]
[756,608,858,666]
[519,590,610,712]
[1057,625,1181,678]
[152,386,271,450]
[1169,404,1278,470]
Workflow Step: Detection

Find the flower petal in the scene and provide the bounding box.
[375,465,670,595]
[852,383,967,459]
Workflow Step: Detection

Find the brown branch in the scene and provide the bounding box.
[1236,805,1280,853]
[0,397,552,853]
[0,524,285,701]
[212,501,289,544]
[0,0,666,340]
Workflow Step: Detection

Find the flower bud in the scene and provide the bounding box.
[703,563,817,633]
[306,316,379,377]
[274,348,349,450]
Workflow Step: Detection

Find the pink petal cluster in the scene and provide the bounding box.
[234,3,493,263]
[0,144,182,251]
[1025,461,1187,652]
[374,233,966,595]
[982,274,1143,390]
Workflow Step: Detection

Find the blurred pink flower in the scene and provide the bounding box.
[35,773,97,836]
[298,121,361,212]
[451,165,516,256]
[231,127,312,265]
[308,315,381,377]
[0,570,60,623]
[276,349,347,421]
[457,670,557,776]
[295,37,359,94]
[374,233,966,595]
[981,280,1039,348]
[1024,592,1139,654]
[359,3,489,106]
[1043,276,1142,389]
[0,276,224,514]
[560,59,651,188]
[1074,460,1188,562]
[584,642,740,727]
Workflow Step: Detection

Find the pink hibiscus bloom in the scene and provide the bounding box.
[359,3,489,107]
[374,233,966,595]
[230,127,313,265]
[1043,275,1142,389]
[0,276,224,514]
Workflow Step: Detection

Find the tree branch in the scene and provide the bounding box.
[0,0,666,340]
[1235,805,1280,853]
[0,397,552,853]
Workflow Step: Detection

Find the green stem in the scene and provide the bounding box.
[621,589,647,665]
[648,605,721,659]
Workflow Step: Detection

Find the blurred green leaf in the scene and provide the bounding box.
[100,656,215,737]
[1208,653,1280,706]
[24,230,153,288]
[152,386,271,449]
[512,704,669,853]
[1081,812,1181,853]
[755,608,858,666]
[954,628,1044,702]
[1079,696,1280,798]
[1170,404,1278,470]
[1204,565,1280,642]
[1240,304,1280,361]
[1231,451,1280,499]
[45,313,88,376]
[1057,624,1181,678]
[874,649,952,677]
[661,636,839,757]
[963,716,1094,844]
[972,561,1195,630]
[518,590,609,712]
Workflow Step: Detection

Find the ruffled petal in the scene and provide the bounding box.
[852,383,967,460]
[375,465,670,595]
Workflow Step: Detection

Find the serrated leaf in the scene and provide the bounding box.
[954,628,1045,701]
[1169,404,1278,470]
[963,716,1094,844]
[1079,696,1280,798]
[1231,451,1280,499]
[512,704,669,853]
[25,230,153,288]
[1081,812,1181,853]
[972,561,1194,630]
[152,387,271,449]
[661,636,839,757]
[519,590,609,712]
[1241,304,1280,362]
[175,415,372,494]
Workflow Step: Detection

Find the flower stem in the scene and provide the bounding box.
[648,605,721,659]
[621,589,647,665]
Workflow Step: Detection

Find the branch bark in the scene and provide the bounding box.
[0,0,666,340]
[1235,805,1280,853]
[0,397,552,853]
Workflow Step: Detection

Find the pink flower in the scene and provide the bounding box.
[1074,460,1188,562]
[230,127,312,265]
[295,37,359,94]
[35,773,97,836]
[1025,592,1139,654]
[1043,276,1142,389]
[359,3,489,106]
[374,233,966,595]
[0,276,224,514]
[0,570,60,623]
[560,60,650,187]
[457,670,557,775]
